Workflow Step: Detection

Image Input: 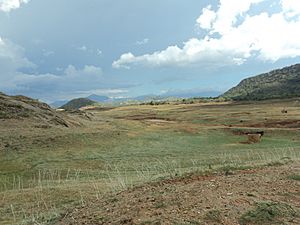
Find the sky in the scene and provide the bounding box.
[0,0,300,102]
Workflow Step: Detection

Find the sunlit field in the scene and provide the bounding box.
[1,99,300,224]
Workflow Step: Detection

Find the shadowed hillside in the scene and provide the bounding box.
[0,92,71,127]
[60,98,96,110]
[222,64,300,100]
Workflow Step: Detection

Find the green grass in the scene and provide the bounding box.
[204,210,222,223]
[1,100,300,224]
[239,202,299,225]
[288,174,300,181]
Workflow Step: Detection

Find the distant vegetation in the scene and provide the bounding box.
[239,202,298,225]
[140,97,223,106]
[60,98,96,110]
[222,63,300,100]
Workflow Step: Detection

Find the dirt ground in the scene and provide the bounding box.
[57,162,300,225]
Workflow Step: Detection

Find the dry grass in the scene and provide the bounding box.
[1,99,300,224]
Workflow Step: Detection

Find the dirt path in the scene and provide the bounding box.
[57,162,300,225]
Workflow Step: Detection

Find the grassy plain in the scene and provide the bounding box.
[0,99,300,224]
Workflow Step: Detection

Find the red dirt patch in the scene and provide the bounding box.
[117,114,173,123]
[56,162,300,225]
[247,119,300,128]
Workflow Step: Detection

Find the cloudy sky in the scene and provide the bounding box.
[0,0,300,102]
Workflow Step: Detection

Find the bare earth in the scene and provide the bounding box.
[57,162,300,225]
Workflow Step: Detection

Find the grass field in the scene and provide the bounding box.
[0,99,300,224]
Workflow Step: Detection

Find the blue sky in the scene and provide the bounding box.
[0,0,300,102]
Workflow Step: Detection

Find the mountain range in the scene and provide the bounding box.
[51,91,221,108]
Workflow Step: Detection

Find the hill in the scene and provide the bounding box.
[51,95,109,108]
[222,63,300,100]
[60,98,96,110]
[0,92,70,127]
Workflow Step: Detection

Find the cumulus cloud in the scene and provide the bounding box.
[0,0,30,12]
[113,0,300,69]
[281,0,300,17]
[196,5,216,30]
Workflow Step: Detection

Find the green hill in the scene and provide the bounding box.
[60,98,96,110]
[222,64,300,100]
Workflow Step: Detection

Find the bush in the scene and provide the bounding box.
[239,202,298,225]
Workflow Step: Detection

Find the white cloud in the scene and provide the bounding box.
[202,0,264,35]
[4,64,105,100]
[76,88,128,96]
[10,65,103,88]
[0,39,104,99]
[113,0,300,69]
[0,37,35,89]
[196,5,216,30]
[0,37,34,68]
[0,37,129,101]
[64,64,103,77]
[280,0,300,18]
[0,0,30,12]
[136,38,149,46]
[113,38,248,69]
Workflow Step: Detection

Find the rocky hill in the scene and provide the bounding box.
[60,98,96,110]
[0,92,71,127]
[222,64,300,100]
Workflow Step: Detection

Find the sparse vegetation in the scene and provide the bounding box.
[288,174,300,181]
[1,95,300,224]
[204,210,222,223]
[239,202,299,225]
[60,98,96,110]
[222,64,300,100]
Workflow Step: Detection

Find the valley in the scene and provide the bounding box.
[0,98,299,224]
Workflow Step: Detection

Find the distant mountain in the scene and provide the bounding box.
[51,90,221,108]
[60,98,96,110]
[87,94,110,102]
[222,64,300,100]
[51,95,109,108]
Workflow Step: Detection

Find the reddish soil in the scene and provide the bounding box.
[57,162,300,225]
[246,119,300,129]
[120,114,173,122]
